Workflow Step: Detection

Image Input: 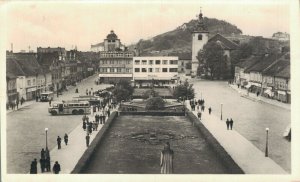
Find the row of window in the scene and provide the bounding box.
[27,79,36,87]
[100,60,131,65]
[99,68,132,73]
[134,68,178,73]
[134,60,178,65]
[100,53,133,58]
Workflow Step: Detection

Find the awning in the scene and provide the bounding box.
[277,90,286,95]
[245,84,251,89]
[264,89,274,97]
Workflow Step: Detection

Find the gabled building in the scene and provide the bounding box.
[274,65,290,103]
[37,52,62,92]
[6,54,19,104]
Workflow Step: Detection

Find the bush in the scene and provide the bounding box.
[142,89,158,99]
[145,97,165,110]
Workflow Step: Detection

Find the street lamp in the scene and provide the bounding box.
[45,128,48,150]
[220,103,223,120]
[265,128,269,157]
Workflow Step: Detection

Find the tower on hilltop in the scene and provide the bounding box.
[191,8,209,77]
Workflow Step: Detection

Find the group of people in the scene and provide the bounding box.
[226,118,234,130]
[30,147,55,174]
[189,99,205,111]
[56,134,69,150]
[7,97,25,110]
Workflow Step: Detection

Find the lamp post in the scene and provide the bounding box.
[220,103,223,120]
[45,128,48,150]
[265,128,269,157]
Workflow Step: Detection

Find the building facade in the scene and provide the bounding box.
[132,56,179,87]
[98,30,134,84]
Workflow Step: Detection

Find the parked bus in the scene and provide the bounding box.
[73,95,103,106]
[40,92,54,102]
[48,100,90,115]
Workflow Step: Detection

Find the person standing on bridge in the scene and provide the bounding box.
[226,119,230,130]
[86,134,90,147]
[229,118,234,130]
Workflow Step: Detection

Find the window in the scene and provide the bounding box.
[117,68,122,72]
[135,60,140,65]
[198,34,202,40]
[142,60,147,65]
[148,68,153,72]
[103,68,107,72]
[170,60,178,65]
[163,60,168,65]
[142,68,147,72]
[135,68,140,72]
[149,60,153,65]
[126,68,131,73]
[155,60,161,65]
[33,79,36,85]
[169,68,178,72]
[155,68,160,72]
[181,62,184,66]
[27,80,31,86]
[126,60,131,64]
[107,68,111,72]
[162,68,168,72]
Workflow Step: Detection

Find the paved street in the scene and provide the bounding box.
[6,74,113,173]
[191,80,291,172]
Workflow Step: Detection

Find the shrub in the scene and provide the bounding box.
[145,97,165,110]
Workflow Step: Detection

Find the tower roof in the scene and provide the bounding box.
[106,30,118,40]
[195,8,207,32]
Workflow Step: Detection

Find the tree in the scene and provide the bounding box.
[145,97,165,110]
[142,89,158,100]
[112,80,134,102]
[198,41,226,79]
[173,80,195,100]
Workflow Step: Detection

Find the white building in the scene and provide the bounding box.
[133,56,178,87]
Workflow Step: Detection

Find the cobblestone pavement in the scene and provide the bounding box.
[6,74,113,173]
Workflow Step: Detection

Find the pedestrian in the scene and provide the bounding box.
[107,109,110,117]
[31,159,38,174]
[49,99,52,107]
[57,136,62,149]
[226,119,230,130]
[82,115,86,122]
[86,134,90,147]
[41,148,45,160]
[202,105,205,112]
[45,156,51,172]
[21,97,25,105]
[256,91,260,97]
[39,158,45,173]
[208,107,212,115]
[30,161,36,174]
[16,99,19,109]
[53,161,61,174]
[99,113,103,124]
[95,122,98,131]
[64,133,68,145]
[229,118,234,130]
[83,120,86,131]
[197,111,202,120]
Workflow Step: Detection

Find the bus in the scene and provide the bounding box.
[72,95,103,106]
[48,100,90,115]
[40,92,54,102]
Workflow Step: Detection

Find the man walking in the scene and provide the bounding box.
[39,158,45,173]
[41,148,45,159]
[53,161,61,174]
[229,118,234,130]
[208,107,212,115]
[64,133,68,145]
[57,136,62,149]
[86,134,90,147]
[197,111,202,120]
[16,99,19,109]
[226,119,230,130]
[49,99,52,107]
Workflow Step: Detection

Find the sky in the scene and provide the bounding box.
[3,0,290,52]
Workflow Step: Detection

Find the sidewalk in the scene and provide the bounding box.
[187,103,287,174]
[6,100,36,114]
[37,107,118,174]
[229,84,290,111]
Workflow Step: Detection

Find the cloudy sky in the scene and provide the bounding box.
[3,0,290,52]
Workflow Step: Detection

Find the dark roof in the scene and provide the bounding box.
[7,53,43,76]
[168,52,192,60]
[236,55,261,69]
[208,33,239,50]
[91,42,104,47]
[275,65,290,78]
[245,53,284,73]
[37,52,59,71]
[106,30,118,40]
[263,57,290,76]
[6,58,25,77]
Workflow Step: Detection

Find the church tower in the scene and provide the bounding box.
[191,9,209,77]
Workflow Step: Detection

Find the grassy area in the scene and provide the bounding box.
[83,115,228,174]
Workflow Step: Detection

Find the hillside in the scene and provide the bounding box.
[132,17,243,56]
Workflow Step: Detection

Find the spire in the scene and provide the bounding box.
[195,7,207,31]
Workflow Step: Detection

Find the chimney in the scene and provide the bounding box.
[11,43,13,52]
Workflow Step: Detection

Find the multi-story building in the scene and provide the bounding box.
[132,56,179,87]
[98,30,134,84]
[274,65,290,103]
